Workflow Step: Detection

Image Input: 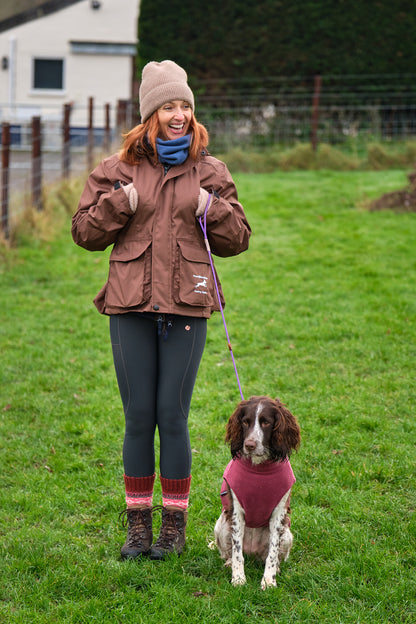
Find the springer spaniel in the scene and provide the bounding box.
[214,396,301,589]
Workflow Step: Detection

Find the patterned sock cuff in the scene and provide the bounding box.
[124,473,156,507]
[160,475,192,510]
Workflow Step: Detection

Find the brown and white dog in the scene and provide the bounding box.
[214,396,301,589]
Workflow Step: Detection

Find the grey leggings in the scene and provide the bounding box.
[110,313,207,480]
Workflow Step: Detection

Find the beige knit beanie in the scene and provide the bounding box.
[139,60,195,123]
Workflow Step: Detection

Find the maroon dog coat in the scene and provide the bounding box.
[220,457,295,528]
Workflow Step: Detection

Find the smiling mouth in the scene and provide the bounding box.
[169,123,185,132]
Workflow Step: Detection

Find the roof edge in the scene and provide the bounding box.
[0,0,85,34]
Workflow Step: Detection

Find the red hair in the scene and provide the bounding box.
[119,111,209,165]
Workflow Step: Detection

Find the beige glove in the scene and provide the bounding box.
[195,187,210,217]
[122,182,138,214]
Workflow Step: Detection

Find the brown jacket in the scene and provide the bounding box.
[72,151,251,317]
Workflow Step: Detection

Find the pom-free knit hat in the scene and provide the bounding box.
[139,60,195,122]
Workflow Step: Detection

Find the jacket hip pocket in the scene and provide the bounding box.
[106,239,152,308]
[173,239,215,307]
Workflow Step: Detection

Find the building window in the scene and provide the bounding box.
[33,58,64,90]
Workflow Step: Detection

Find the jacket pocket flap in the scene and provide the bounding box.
[177,239,209,263]
[110,239,152,262]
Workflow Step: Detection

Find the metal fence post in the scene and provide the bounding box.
[62,103,71,179]
[311,74,322,152]
[87,96,94,172]
[1,122,10,239]
[32,116,42,211]
[104,103,111,154]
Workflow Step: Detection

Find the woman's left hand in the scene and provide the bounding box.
[195,187,209,217]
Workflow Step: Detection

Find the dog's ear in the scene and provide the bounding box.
[225,400,248,457]
[270,399,301,460]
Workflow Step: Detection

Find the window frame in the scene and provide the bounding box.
[31,57,66,94]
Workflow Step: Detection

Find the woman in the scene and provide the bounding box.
[72,60,251,561]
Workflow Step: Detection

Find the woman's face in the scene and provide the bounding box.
[157,100,192,140]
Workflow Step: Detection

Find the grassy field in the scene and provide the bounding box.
[1,169,415,623]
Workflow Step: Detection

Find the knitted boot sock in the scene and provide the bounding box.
[124,473,155,508]
[160,475,191,510]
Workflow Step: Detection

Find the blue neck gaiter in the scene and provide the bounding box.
[156,134,192,166]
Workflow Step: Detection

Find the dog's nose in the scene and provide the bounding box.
[244,439,257,452]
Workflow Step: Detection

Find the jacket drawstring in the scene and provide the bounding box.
[156,315,173,341]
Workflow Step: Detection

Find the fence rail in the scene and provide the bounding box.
[2,78,416,238]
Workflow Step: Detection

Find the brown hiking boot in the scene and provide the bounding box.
[150,506,187,560]
[119,507,153,559]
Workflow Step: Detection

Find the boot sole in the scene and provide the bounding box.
[149,547,183,561]
[121,549,151,560]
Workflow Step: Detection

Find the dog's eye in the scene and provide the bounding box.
[260,420,273,428]
[242,420,250,428]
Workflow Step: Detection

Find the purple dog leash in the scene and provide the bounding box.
[198,194,245,401]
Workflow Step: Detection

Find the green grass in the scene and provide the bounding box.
[1,169,415,623]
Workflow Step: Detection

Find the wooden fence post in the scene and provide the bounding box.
[87,96,94,171]
[62,103,71,179]
[116,99,128,135]
[311,74,322,152]
[1,122,10,239]
[32,116,42,211]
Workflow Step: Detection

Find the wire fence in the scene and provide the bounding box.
[199,103,416,153]
[2,75,416,238]
[1,99,135,239]
[196,73,416,151]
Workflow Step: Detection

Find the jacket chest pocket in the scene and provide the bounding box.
[106,239,152,308]
[173,239,214,307]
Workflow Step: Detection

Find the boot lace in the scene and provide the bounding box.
[119,508,151,547]
[152,505,182,549]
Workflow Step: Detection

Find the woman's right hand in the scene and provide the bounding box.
[122,182,138,213]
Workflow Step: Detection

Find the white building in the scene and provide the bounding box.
[0,0,139,144]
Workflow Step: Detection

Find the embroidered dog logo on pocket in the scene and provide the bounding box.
[193,273,209,295]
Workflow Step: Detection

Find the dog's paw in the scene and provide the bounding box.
[261,575,277,590]
[231,573,247,586]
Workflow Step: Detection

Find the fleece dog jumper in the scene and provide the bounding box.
[220,457,296,528]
